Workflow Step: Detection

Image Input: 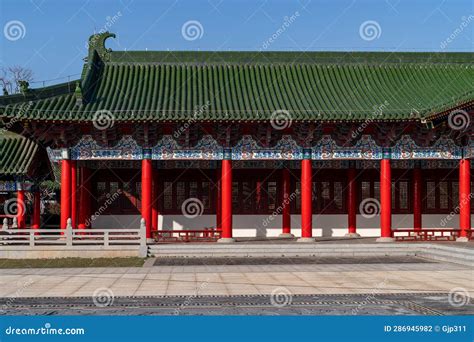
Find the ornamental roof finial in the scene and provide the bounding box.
[75,81,83,107]
[18,80,29,95]
[87,31,116,62]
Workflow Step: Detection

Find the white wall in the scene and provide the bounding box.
[91,214,469,237]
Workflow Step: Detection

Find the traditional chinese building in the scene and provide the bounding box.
[0,130,52,228]
[0,32,472,243]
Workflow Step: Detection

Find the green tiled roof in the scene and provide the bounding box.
[0,32,473,122]
[0,130,39,177]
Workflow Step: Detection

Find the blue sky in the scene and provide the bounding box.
[0,0,473,85]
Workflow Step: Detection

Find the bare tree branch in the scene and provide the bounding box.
[1,66,34,94]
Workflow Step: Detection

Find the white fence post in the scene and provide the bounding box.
[66,218,73,246]
[12,217,18,229]
[29,231,35,246]
[2,218,8,230]
[104,231,109,246]
[140,218,146,247]
[138,218,148,257]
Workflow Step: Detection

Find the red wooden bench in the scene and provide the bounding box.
[393,229,470,241]
[152,228,222,243]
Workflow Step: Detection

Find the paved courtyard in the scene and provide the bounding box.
[0,256,472,315]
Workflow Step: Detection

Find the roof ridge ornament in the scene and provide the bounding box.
[87,31,116,62]
[74,81,83,107]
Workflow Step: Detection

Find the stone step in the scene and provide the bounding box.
[416,248,474,262]
[424,244,474,256]
[417,252,474,267]
[148,243,474,266]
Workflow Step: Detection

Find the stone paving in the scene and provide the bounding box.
[153,256,432,266]
[1,292,472,316]
[0,257,472,315]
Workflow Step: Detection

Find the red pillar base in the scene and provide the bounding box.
[279,233,295,238]
[376,236,395,242]
[217,238,236,243]
[456,237,470,242]
[297,237,316,243]
[345,232,361,238]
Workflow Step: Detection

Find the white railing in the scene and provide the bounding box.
[0,218,147,247]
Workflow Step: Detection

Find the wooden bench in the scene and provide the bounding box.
[152,228,222,243]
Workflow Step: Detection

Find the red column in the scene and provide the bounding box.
[32,190,40,229]
[216,171,221,231]
[151,170,159,233]
[60,158,72,229]
[299,159,314,242]
[78,167,91,229]
[413,167,422,231]
[346,167,359,237]
[70,161,77,228]
[16,189,25,228]
[377,158,394,241]
[458,159,471,241]
[141,159,153,240]
[218,159,234,242]
[280,168,293,237]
